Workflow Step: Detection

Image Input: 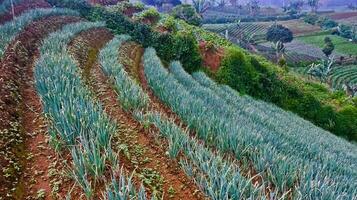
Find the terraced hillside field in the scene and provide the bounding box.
[298,33,357,56]
[292,64,357,90]
[203,19,321,44]
[1,1,357,200]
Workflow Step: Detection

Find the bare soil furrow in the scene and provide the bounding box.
[0,15,81,199]
[68,28,205,200]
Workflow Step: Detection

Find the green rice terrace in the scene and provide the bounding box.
[0,0,357,199]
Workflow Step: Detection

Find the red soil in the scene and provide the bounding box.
[0,15,81,199]
[199,41,225,72]
[0,0,51,25]
[328,11,357,20]
[68,28,206,200]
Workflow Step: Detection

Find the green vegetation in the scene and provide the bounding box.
[0,8,79,57]
[35,21,147,199]
[143,48,357,198]
[171,4,202,26]
[298,33,357,55]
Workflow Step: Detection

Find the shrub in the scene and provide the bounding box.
[266,24,293,43]
[134,8,161,25]
[171,4,202,26]
[304,13,319,25]
[319,18,338,29]
[217,48,259,94]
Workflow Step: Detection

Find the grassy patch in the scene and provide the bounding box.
[298,33,357,55]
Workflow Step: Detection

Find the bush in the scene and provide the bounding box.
[266,24,293,43]
[171,4,202,26]
[217,48,259,94]
[304,13,319,25]
[319,18,338,29]
[134,8,161,25]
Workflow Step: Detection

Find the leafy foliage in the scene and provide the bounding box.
[171,4,202,26]
[143,48,357,198]
[266,24,293,44]
[0,8,79,58]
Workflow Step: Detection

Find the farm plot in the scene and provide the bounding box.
[327,11,357,20]
[0,13,81,199]
[143,48,357,199]
[203,22,269,43]
[329,65,357,89]
[203,19,321,44]
[0,8,79,58]
[298,33,357,55]
[69,29,205,199]
[0,0,51,25]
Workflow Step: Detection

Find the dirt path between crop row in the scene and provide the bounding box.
[120,42,272,194]
[0,16,81,200]
[68,28,206,200]
[0,0,51,25]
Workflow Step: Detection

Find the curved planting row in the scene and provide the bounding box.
[34,21,148,199]
[0,8,79,58]
[68,28,203,199]
[98,35,206,199]
[0,0,51,25]
[0,13,81,198]
[143,48,357,199]
[101,36,266,199]
[203,23,268,43]
[330,65,357,89]
[0,0,23,15]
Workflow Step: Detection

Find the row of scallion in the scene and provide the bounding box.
[34,21,147,199]
[0,0,23,16]
[100,36,268,199]
[143,47,357,199]
[0,8,79,58]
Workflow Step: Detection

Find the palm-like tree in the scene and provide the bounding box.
[307,56,334,83]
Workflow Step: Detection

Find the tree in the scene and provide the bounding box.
[247,0,260,16]
[266,24,293,44]
[322,36,334,57]
[284,0,304,15]
[307,57,334,83]
[266,24,293,62]
[192,0,212,14]
[307,0,319,13]
[171,4,202,26]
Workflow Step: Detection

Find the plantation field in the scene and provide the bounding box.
[1,0,357,199]
[203,19,321,44]
[291,64,357,90]
[298,33,357,55]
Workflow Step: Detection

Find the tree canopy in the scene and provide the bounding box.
[266,24,293,43]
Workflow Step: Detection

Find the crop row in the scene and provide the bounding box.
[0,8,79,58]
[330,65,357,89]
[34,21,146,199]
[0,0,23,15]
[143,48,357,199]
[203,23,268,43]
[100,35,263,199]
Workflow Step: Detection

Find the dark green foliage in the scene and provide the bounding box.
[47,0,201,72]
[322,36,334,57]
[171,4,202,26]
[304,13,319,25]
[172,32,202,73]
[217,48,258,95]
[319,18,338,29]
[266,24,293,43]
[216,48,357,141]
[335,106,357,141]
